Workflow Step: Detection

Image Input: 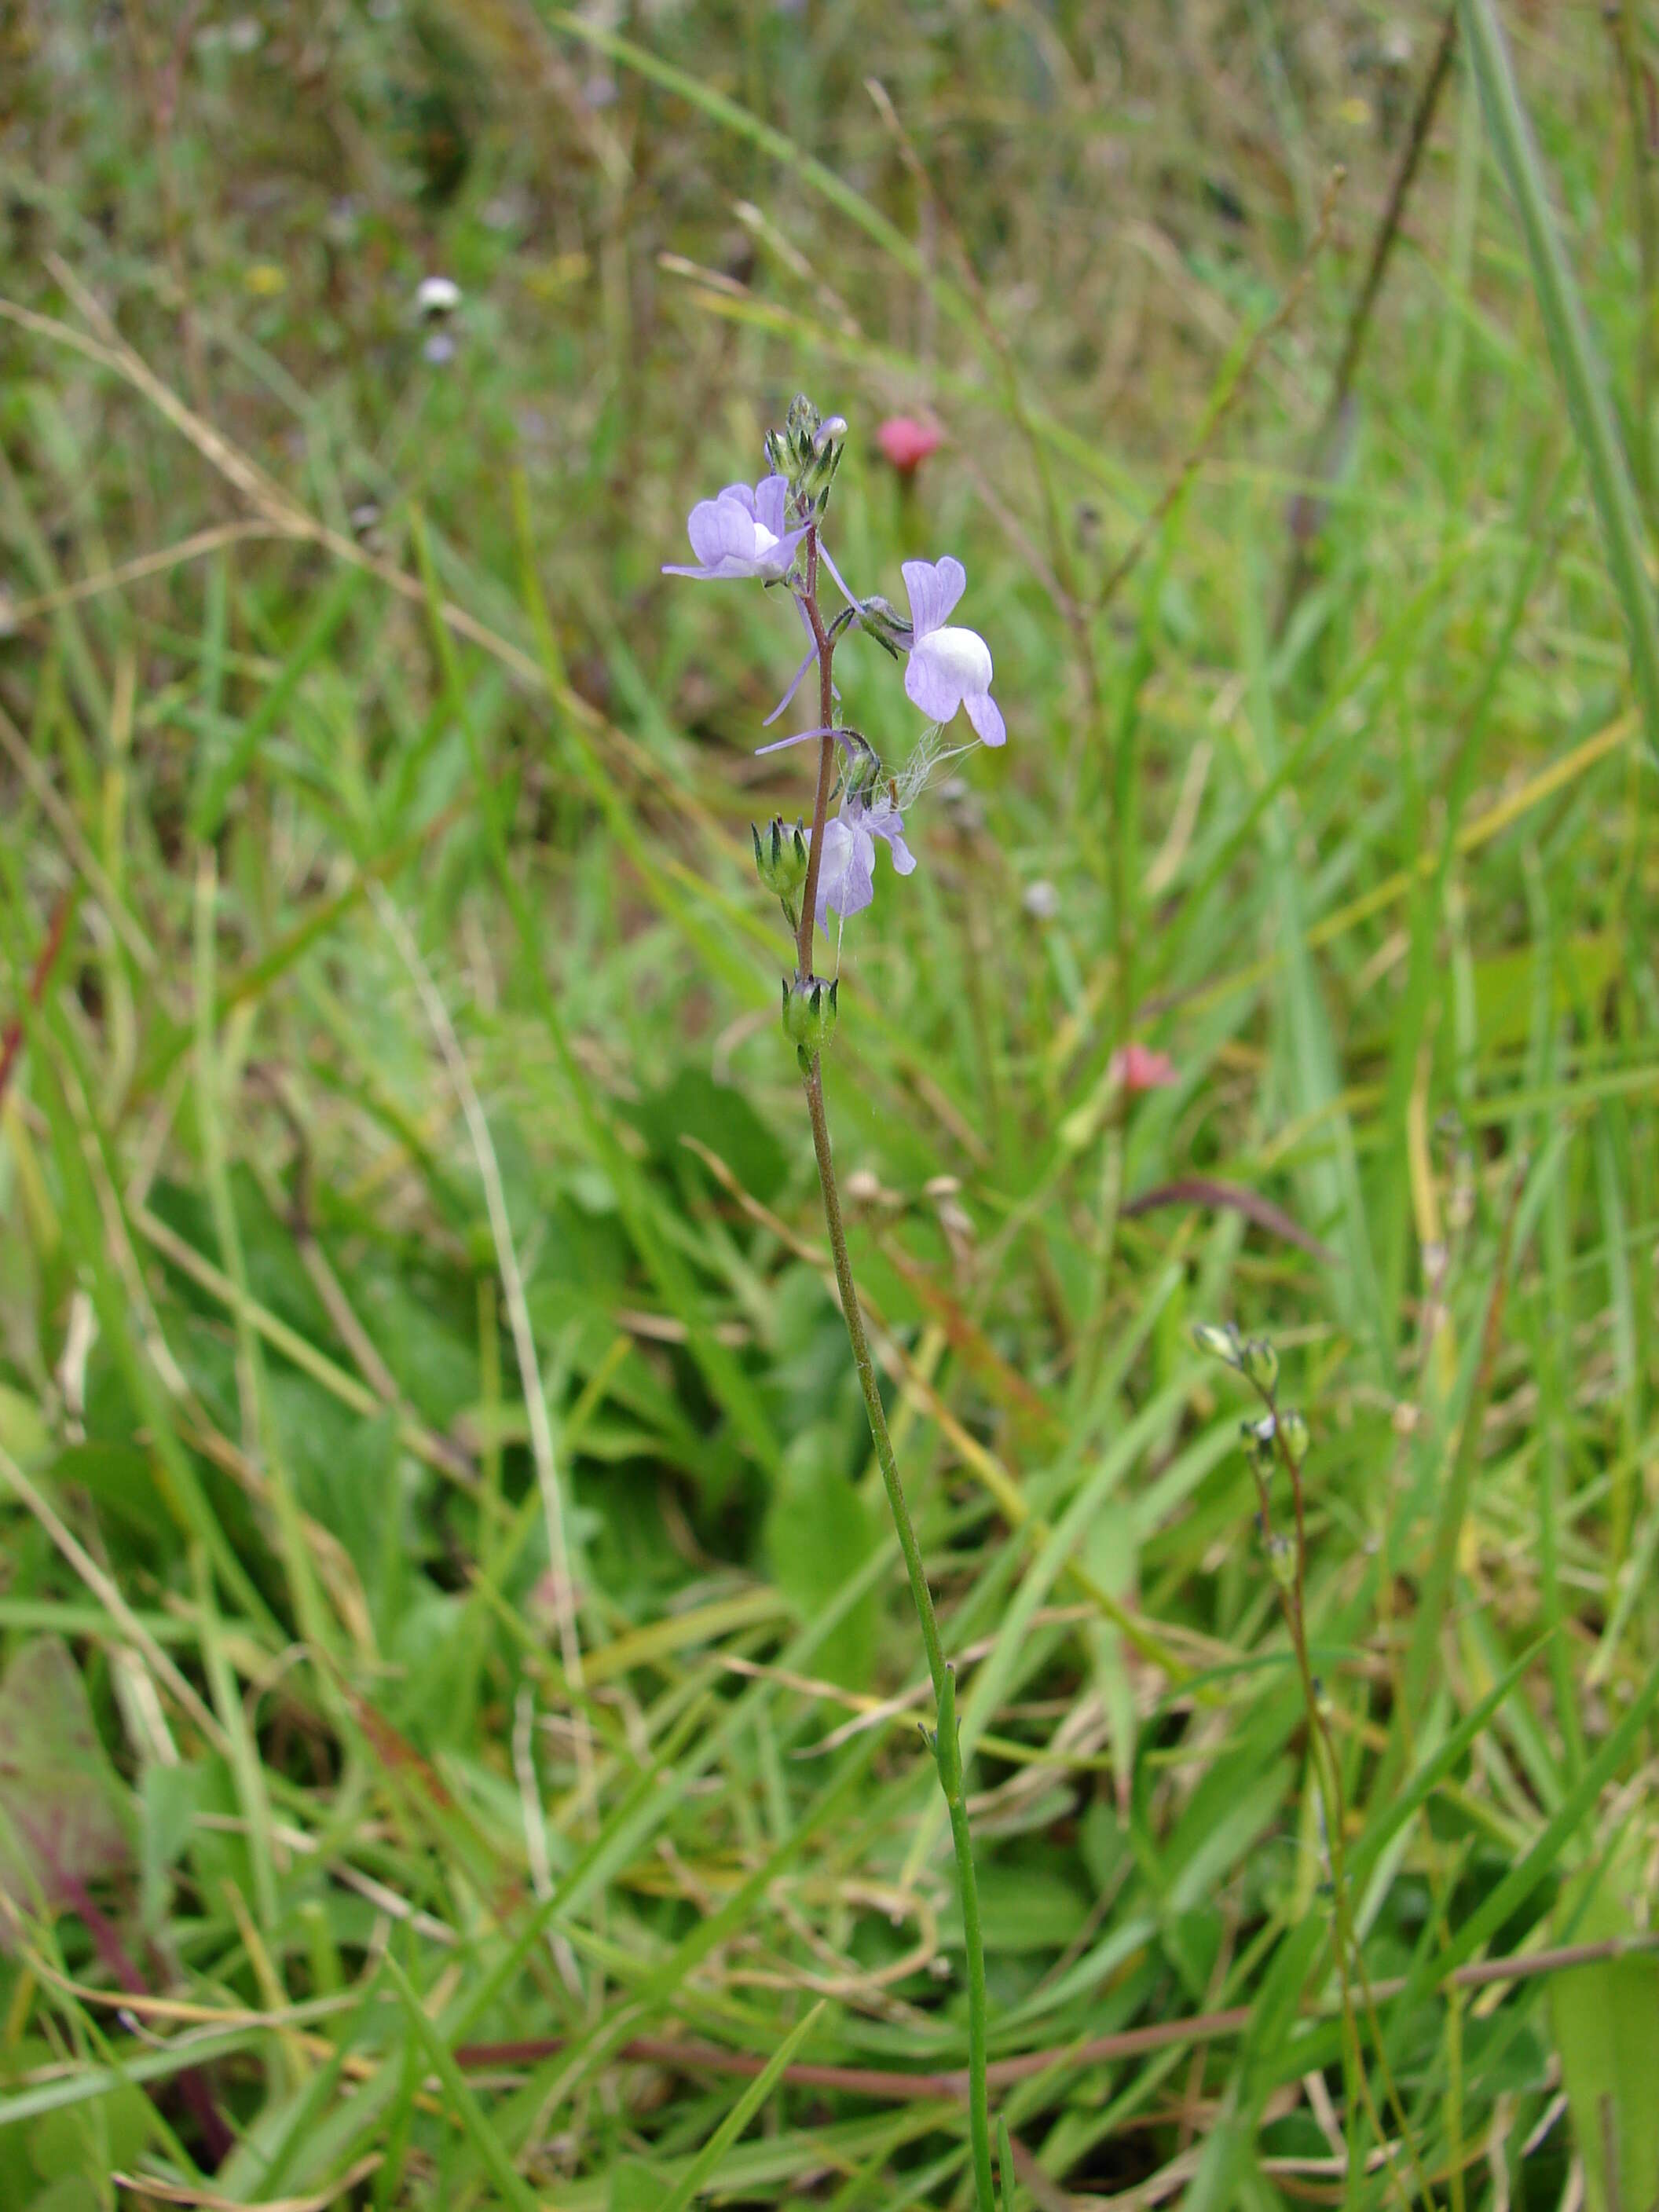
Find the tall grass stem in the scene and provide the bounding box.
[1459,0,1659,758]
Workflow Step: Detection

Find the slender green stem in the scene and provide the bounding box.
[1254,1414,1434,2212]
[946,1789,995,2210]
[801,1064,944,1697]
[800,1061,994,2211]
[790,529,995,2210]
[793,525,838,985]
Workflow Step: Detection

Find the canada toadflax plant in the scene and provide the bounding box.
[663,394,1006,2212]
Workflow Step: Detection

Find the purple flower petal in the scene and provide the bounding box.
[753,474,790,538]
[904,641,965,722]
[816,537,861,611]
[767,524,811,579]
[763,640,819,726]
[687,493,759,569]
[901,556,966,640]
[816,815,875,925]
[965,689,1005,746]
[755,723,842,756]
[865,799,917,875]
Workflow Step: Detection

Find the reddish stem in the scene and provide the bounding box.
[55,1870,234,2166]
[792,524,839,981]
[451,1932,1658,2097]
[0,887,75,1107]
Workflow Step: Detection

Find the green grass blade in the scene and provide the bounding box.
[380,1954,542,2212]
[1459,0,1659,757]
[657,2001,826,2212]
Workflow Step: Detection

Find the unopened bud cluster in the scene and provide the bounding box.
[764,394,847,516]
[1194,1320,1314,1594]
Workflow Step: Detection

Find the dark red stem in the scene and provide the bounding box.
[0,887,75,1107]
[792,524,839,981]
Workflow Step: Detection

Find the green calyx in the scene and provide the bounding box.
[782,972,839,1068]
[753,816,808,926]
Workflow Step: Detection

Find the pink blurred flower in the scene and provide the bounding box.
[877,416,943,475]
[1111,1042,1178,1095]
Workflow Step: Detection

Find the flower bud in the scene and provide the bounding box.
[840,734,884,808]
[1278,1406,1309,1468]
[1192,1320,1243,1368]
[781,973,839,1068]
[753,817,808,922]
[784,391,821,456]
[1265,1532,1296,1589]
[1240,1336,1279,1395]
[1240,1412,1276,1477]
[799,414,848,508]
[855,593,914,661]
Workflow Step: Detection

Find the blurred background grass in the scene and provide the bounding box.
[1,1,1657,2206]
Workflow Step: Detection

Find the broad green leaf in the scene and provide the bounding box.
[765,1423,878,1691]
[0,1638,130,1924]
[0,1386,49,1469]
[1551,1843,1659,2212]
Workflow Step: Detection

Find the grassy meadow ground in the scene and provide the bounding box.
[2,1,1657,2206]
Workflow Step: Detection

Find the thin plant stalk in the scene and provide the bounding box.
[793,519,997,2212]
[1608,0,1657,510]
[1245,1392,1434,2212]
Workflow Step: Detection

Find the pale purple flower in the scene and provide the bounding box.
[664,474,807,584]
[815,789,916,928]
[902,557,1005,746]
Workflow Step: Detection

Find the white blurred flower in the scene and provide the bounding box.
[416,275,461,318]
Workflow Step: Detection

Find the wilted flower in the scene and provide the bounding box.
[1110,1042,1177,1094]
[664,474,807,584]
[877,416,943,474]
[902,558,1005,746]
[815,788,916,927]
